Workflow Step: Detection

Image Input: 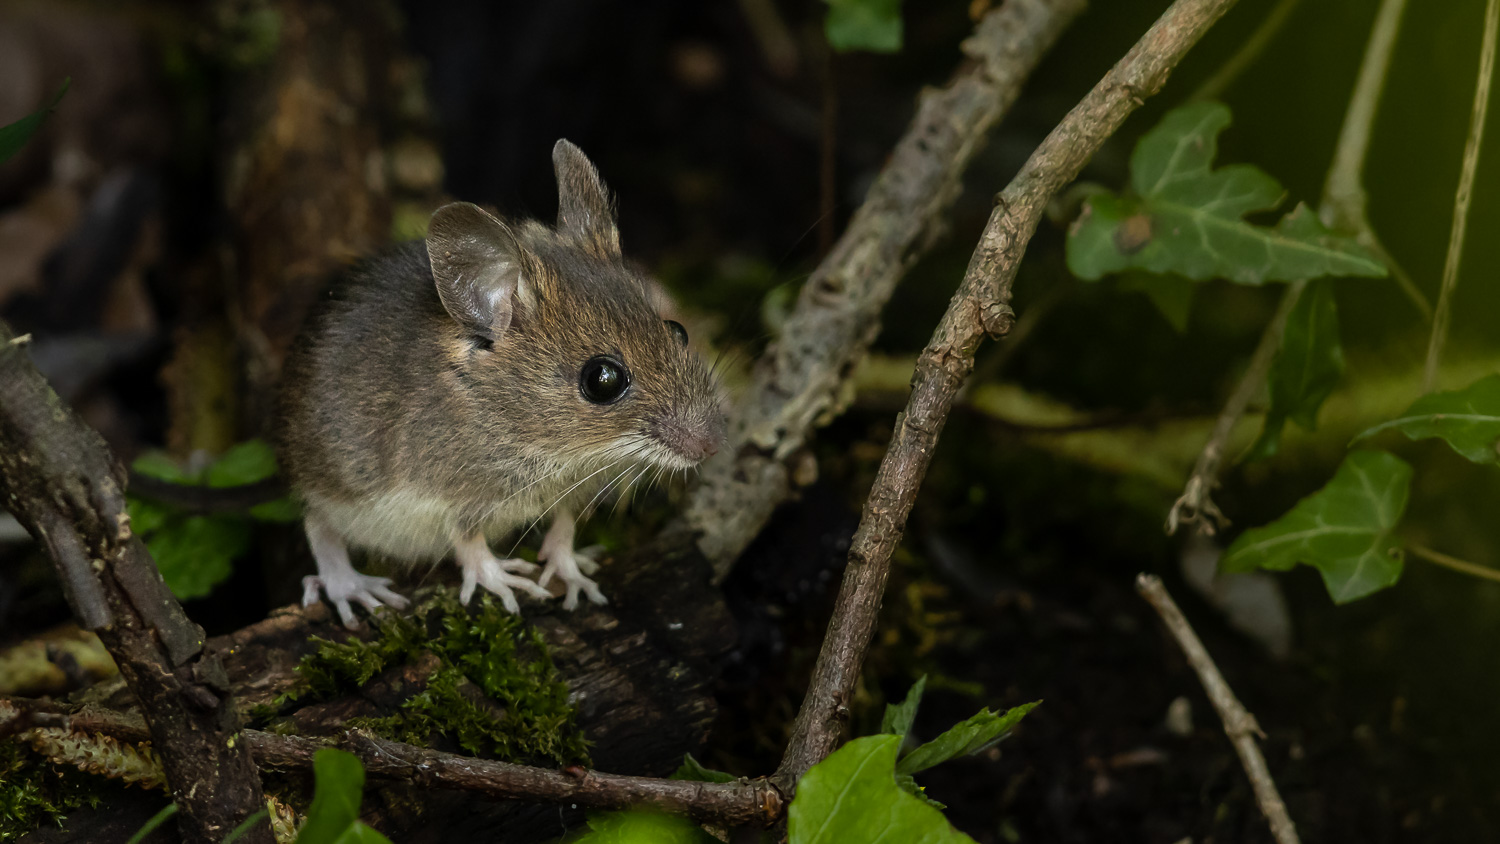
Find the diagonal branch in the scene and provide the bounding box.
[774,0,1245,789]
[678,0,1087,579]
[0,319,273,844]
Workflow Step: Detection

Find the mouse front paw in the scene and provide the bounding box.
[457,556,552,614]
[302,572,410,629]
[538,548,608,611]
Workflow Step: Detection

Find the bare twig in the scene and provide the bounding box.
[1407,544,1500,584]
[1190,0,1303,102]
[773,0,1245,789]
[1136,574,1301,844]
[1167,279,1304,536]
[1424,0,1500,391]
[1,700,784,829]
[0,321,273,844]
[679,0,1087,579]
[1170,0,1411,534]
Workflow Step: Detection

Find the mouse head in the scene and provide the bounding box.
[425,140,726,478]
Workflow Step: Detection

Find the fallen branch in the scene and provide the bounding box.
[1168,0,1410,535]
[0,320,273,844]
[679,0,1087,578]
[774,0,1245,789]
[1,700,784,829]
[1135,574,1301,844]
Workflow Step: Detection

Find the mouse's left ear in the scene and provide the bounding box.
[553,139,621,258]
[427,202,531,343]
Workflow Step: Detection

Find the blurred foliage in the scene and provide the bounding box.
[0,78,67,165]
[1358,373,1500,464]
[293,749,391,844]
[823,0,904,54]
[128,440,299,601]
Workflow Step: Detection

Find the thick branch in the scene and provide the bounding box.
[679,0,1086,578]
[0,320,272,844]
[2,701,784,830]
[1136,575,1301,844]
[774,0,1244,788]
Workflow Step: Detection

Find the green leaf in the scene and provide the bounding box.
[126,497,173,536]
[250,496,303,523]
[1356,373,1500,464]
[295,749,371,844]
[147,515,250,600]
[671,753,735,783]
[207,439,280,487]
[0,78,68,165]
[1118,272,1195,332]
[1250,281,1345,459]
[895,773,946,810]
[788,735,974,844]
[1066,102,1385,284]
[824,0,903,53]
[573,811,718,844]
[880,674,927,739]
[124,803,177,844]
[1222,450,1411,603]
[221,809,270,844]
[896,702,1039,777]
[131,451,198,484]
[331,823,394,844]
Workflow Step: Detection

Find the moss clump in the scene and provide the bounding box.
[0,740,101,840]
[273,592,589,767]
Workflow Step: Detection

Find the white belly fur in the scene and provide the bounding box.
[307,487,539,563]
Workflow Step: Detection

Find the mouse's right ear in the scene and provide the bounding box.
[427,202,530,342]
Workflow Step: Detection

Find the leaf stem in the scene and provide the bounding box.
[1406,544,1500,584]
[1424,0,1500,391]
[1190,0,1303,102]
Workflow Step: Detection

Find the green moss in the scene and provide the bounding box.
[271,592,589,767]
[0,740,100,840]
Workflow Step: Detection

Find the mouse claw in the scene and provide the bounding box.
[539,550,608,611]
[457,554,551,614]
[302,573,409,629]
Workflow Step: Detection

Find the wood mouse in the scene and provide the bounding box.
[276,140,725,626]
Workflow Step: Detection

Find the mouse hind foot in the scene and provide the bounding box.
[454,533,551,614]
[537,508,608,611]
[303,514,410,628]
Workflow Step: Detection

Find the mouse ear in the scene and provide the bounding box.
[553,139,620,257]
[426,202,528,342]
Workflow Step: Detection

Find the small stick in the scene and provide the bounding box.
[1136,574,1301,844]
[1424,0,1500,391]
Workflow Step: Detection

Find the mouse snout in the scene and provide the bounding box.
[655,412,726,463]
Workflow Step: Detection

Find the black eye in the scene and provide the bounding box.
[580,355,630,404]
[665,319,688,347]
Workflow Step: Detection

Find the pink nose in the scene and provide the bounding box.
[658,418,725,462]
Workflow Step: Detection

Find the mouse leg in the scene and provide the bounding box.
[537,506,608,610]
[301,513,409,628]
[453,533,551,614]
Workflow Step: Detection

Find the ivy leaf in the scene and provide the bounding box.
[147,515,249,600]
[1222,450,1411,603]
[880,674,927,739]
[1118,272,1195,332]
[573,811,718,844]
[896,702,1039,777]
[126,497,173,536]
[0,78,68,165]
[1066,102,1385,284]
[1250,281,1345,460]
[824,0,903,53]
[294,749,392,844]
[131,451,198,484]
[206,439,280,486]
[670,753,735,784]
[788,735,974,844]
[1356,373,1500,465]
